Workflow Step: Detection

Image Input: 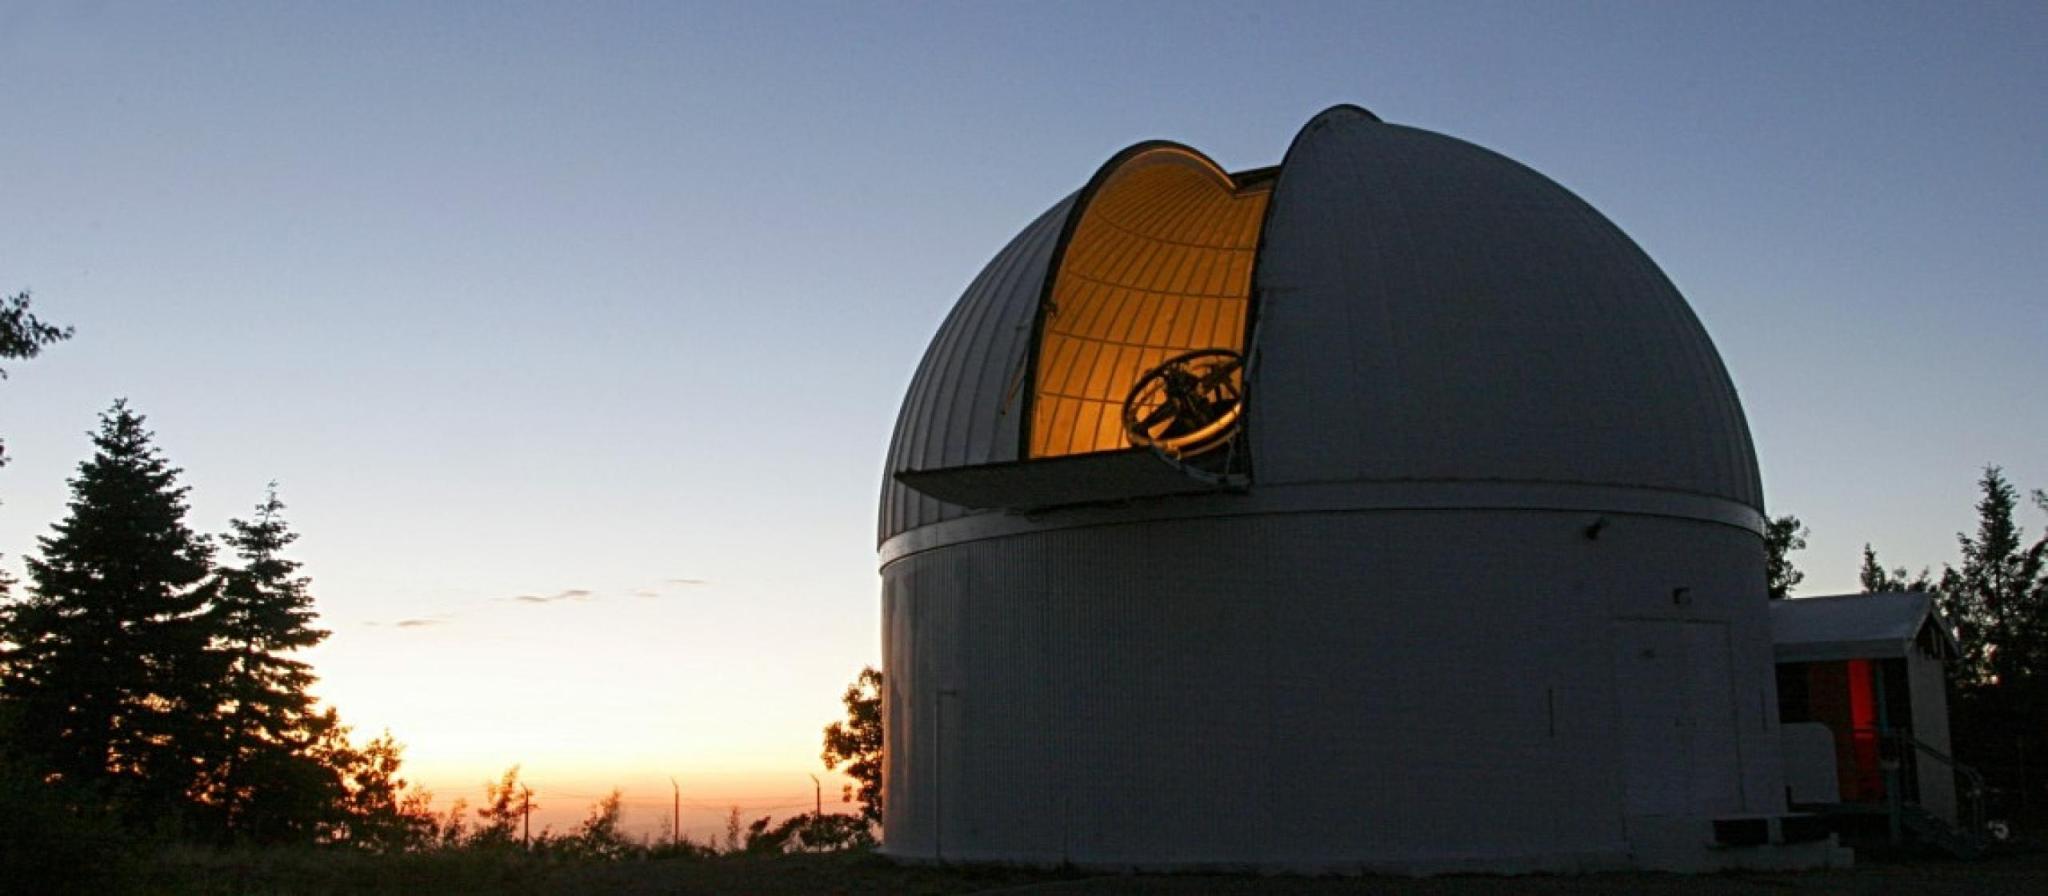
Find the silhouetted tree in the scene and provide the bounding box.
[799,811,877,850]
[822,665,882,824]
[743,811,877,854]
[0,401,217,827]
[435,796,471,848]
[1915,467,2048,807]
[0,703,132,894]
[2,399,440,852]
[197,486,346,842]
[1765,514,1808,600]
[1860,543,1935,593]
[562,789,632,859]
[0,291,70,380]
[1938,467,2048,690]
[472,765,530,849]
[325,728,438,850]
[1858,544,1886,592]
[0,289,69,604]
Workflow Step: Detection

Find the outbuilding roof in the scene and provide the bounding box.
[1770,592,1959,663]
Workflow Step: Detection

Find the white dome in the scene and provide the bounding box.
[881,105,1760,547]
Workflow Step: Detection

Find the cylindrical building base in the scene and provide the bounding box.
[880,507,1789,871]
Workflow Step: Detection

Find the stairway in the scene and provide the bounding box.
[1793,802,1995,860]
[1898,803,1992,860]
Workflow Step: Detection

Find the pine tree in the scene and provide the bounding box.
[1933,467,2048,798]
[0,400,216,824]
[197,486,344,841]
[1764,514,1808,600]
[1859,544,1888,592]
[1938,467,2048,689]
[1860,543,1935,593]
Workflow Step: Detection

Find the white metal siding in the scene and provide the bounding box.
[1251,107,1762,508]
[881,508,1783,869]
[1908,649,1958,822]
[879,196,1075,543]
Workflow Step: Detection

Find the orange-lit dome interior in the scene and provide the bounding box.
[1027,146,1271,458]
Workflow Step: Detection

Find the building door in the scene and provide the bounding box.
[1614,619,1688,815]
[1684,622,1743,814]
[1612,619,1742,816]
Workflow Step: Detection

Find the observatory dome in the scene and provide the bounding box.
[876,106,1827,874]
[882,105,1759,548]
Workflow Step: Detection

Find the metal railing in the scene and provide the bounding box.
[1884,729,1989,840]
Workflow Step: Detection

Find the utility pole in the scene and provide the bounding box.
[810,774,822,817]
[521,785,533,849]
[671,777,681,848]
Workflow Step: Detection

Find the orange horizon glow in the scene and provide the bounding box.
[397,766,863,842]
[298,571,878,842]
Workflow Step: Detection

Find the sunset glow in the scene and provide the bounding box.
[4,1,2045,860]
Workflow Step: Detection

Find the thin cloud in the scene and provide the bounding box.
[365,614,454,628]
[634,578,711,598]
[498,589,595,605]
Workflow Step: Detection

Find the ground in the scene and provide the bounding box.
[123,842,2048,896]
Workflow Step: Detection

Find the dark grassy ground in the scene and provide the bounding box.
[114,842,2048,896]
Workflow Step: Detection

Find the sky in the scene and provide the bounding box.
[2,2,2044,838]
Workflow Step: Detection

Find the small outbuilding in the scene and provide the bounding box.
[1771,592,1961,822]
